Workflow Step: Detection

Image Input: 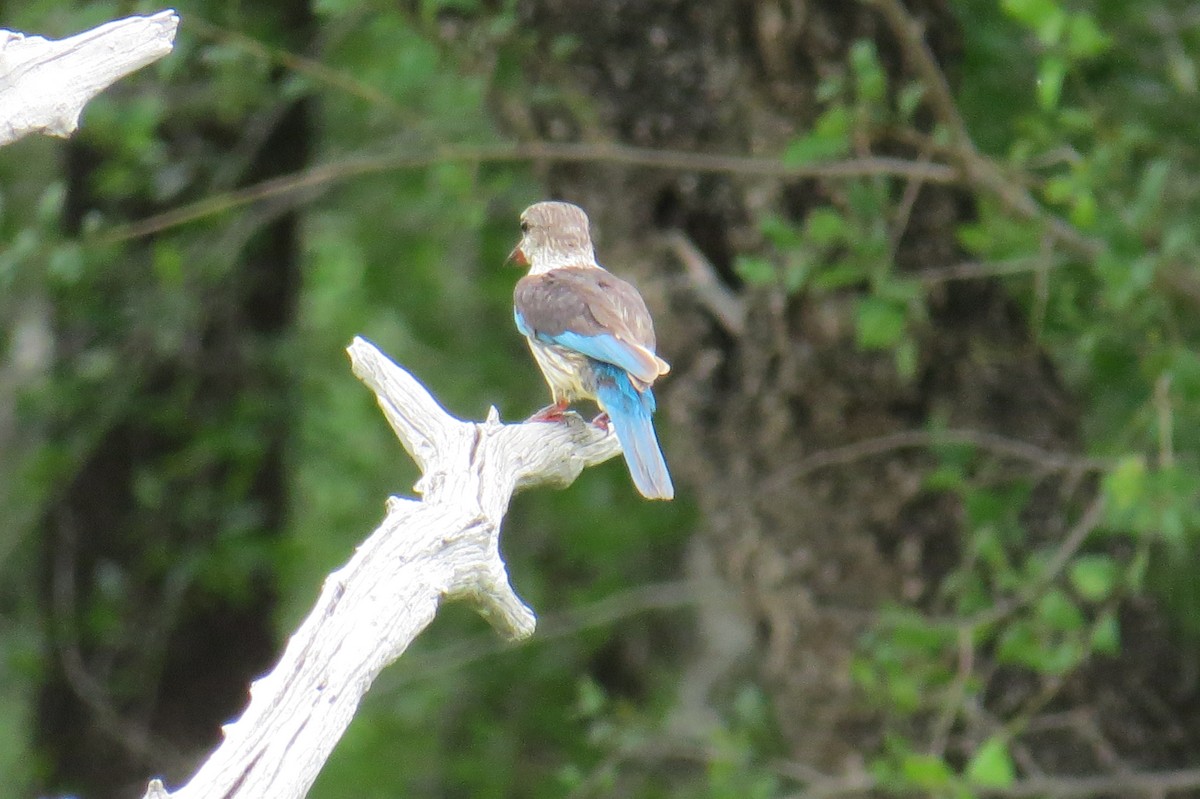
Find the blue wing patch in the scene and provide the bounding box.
[544,330,650,378]
[516,309,656,382]
[516,307,648,376]
[514,308,533,338]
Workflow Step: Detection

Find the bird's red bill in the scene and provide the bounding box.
[508,244,529,266]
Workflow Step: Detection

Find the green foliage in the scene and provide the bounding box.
[855,295,909,350]
[966,735,1017,789]
[4,0,1200,796]
[833,0,1200,792]
[957,0,1200,603]
[754,54,933,376]
[4,2,686,796]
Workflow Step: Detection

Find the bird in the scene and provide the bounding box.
[509,201,674,500]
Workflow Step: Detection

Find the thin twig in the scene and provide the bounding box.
[928,625,975,757]
[887,147,934,265]
[186,16,405,115]
[913,255,1071,286]
[865,0,969,144]
[763,428,1110,493]
[93,142,959,243]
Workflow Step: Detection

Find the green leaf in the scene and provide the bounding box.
[1091,611,1121,654]
[550,34,581,60]
[956,220,991,253]
[965,487,1013,529]
[1036,8,1068,47]
[1036,588,1085,632]
[995,618,1031,663]
[732,684,770,726]
[735,255,777,286]
[925,463,966,492]
[1102,456,1147,515]
[1037,56,1067,110]
[1069,555,1119,602]
[813,261,868,290]
[1069,190,1098,228]
[1002,0,1065,41]
[900,752,955,789]
[847,178,889,220]
[1066,13,1111,59]
[877,276,924,305]
[1130,159,1170,229]
[784,106,851,165]
[966,736,1016,788]
[805,207,848,246]
[897,82,925,121]
[47,243,85,286]
[1162,222,1195,259]
[1043,174,1074,204]
[1168,47,1198,93]
[36,182,66,225]
[855,296,908,349]
[850,39,886,103]
[783,255,814,294]
[152,241,185,287]
[760,214,802,249]
[997,619,1086,674]
[575,677,606,717]
[1096,251,1155,311]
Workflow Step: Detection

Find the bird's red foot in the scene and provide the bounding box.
[528,400,569,423]
[592,412,611,432]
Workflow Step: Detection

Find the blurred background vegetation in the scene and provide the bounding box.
[2,0,1199,797]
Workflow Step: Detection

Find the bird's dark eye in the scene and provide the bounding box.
[520,220,531,233]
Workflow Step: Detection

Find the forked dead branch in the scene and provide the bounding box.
[140,337,621,799]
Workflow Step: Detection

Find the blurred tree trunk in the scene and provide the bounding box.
[508,0,1079,767]
[32,6,313,797]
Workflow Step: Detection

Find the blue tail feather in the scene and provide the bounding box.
[593,364,674,500]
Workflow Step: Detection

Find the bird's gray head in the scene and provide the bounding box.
[510,201,597,274]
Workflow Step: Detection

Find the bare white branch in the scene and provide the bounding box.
[142,337,622,799]
[0,10,179,147]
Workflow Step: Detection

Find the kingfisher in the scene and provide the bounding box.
[509,201,674,500]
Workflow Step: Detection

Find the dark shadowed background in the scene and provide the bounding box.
[3,0,1200,797]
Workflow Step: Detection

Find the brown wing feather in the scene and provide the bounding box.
[514,267,669,383]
